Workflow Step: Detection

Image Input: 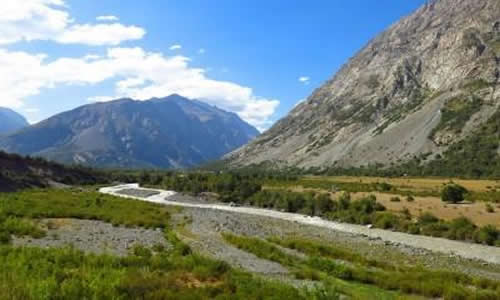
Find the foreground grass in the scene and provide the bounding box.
[0,189,330,299]
[0,240,309,299]
[223,233,500,299]
[222,233,414,300]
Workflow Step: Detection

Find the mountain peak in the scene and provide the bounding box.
[0,107,29,135]
[228,0,500,170]
[0,97,259,169]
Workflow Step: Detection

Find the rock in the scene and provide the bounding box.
[228,0,500,170]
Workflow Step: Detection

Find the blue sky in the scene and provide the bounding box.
[1,0,425,130]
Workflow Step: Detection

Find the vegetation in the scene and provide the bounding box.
[430,96,483,139]
[213,184,500,246]
[224,233,500,299]
[0,189,172,229]
[441,184,468,203]
[0,188,326,299]
[0,150,106,192]
[0,239,309,299]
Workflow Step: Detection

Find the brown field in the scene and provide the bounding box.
[353,192,500,227]
[266,176,500,228]
[305,176,500,193]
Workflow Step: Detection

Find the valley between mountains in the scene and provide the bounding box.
[1,0,500,299]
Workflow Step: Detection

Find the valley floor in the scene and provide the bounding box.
[100,184,500,265]
[2,185,499,299]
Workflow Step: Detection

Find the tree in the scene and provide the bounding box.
[441,184,468,203]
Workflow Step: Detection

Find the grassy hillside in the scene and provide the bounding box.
[0,151,105,192]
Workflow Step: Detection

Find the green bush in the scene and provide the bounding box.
[475,225,499,245]
[441,184,468,203]
[374,213,400,229]
[418,212,439,224]
[0,232,11,244]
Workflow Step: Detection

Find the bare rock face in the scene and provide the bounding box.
[229,0,500,168]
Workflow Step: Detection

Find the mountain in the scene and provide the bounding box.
[228,0,500,173]
[0,94,259,169]
[0,107,28,135]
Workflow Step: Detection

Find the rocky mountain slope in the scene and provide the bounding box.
[0,107,28,135]
[0,95,259,169]
[229,0,500,170]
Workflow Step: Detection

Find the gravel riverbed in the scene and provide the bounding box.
[100,184,500,266]
[13,218,170,256]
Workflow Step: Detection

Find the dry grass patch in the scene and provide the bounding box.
[353,192,500,227]
[306,176,500,193]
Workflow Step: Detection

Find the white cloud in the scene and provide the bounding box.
[87,96,116,102]
[56,23,145,46]
[169,44,182,50]
[298,76,310,84]
[96,15,119,22]
[0,47,279,129]
[0,0,69,44]
[83,54,101,60]
[198,48,206,54]
[0,0,145,46]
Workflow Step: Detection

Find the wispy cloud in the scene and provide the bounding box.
[96,15,119,22]
[298,76,310,84]
[169,44,182,50]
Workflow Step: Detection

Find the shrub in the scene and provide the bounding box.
[374,213,400,229]
[390,197,401,202]
[132,245,152,258]
[441,184,468,203]
[446,217,476,241]
[418,213,439,224]
[486,204,495,213]
[0,232,11,244]
[406,195,415,202]
[475,225,499,245]
[337,192,351,210]
[377,182,393,192]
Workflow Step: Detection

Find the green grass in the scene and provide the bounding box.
[222,233,422,300]
[0,243,309,300]
[0,189,322,299]
[268,236,500,299]
[0,189,173,229]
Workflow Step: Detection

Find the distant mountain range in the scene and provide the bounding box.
[0,107,28,135]
[0,94,259,169]
[228,0,500,175]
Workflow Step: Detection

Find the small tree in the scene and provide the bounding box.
[441,184,468,203]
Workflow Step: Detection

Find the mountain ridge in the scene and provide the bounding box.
[0,94,259,169]
[228,0,500,172]
[0,107,29,135]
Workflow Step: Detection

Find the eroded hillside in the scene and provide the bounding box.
[229,0,500,170]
